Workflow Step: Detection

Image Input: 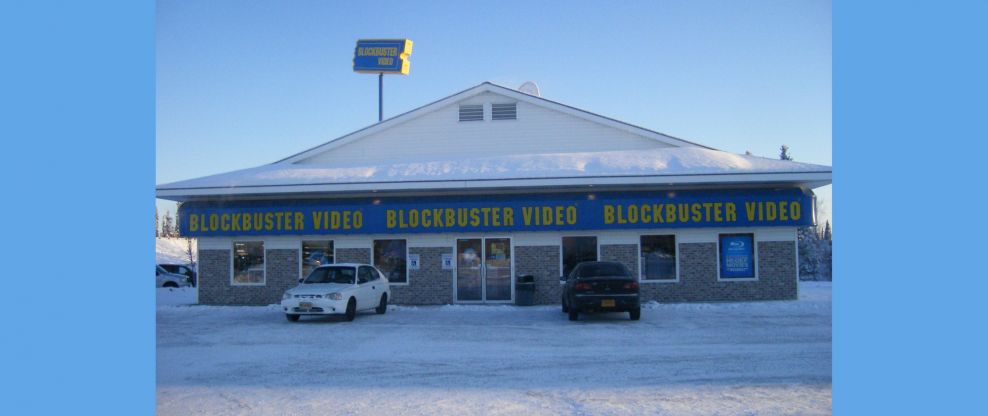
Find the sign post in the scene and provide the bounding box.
[353,39,413,122]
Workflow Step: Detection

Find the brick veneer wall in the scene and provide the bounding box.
[390,247,454,305]
[198,248,300,306]
[515,245,562,305]
[630,241,797,303]
[336,247,370,264]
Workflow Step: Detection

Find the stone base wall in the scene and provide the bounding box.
[198,248,299,306]
[390,247,454,305]
[636,241,797,303]
[515,245,562,305]
[336,247,371,264]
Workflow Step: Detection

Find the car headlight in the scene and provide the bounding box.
[326,293,342,300]
[282,292,292,300]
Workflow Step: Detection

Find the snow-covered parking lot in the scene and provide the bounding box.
[156,283,831,415]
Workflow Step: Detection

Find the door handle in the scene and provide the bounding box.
[372,286,376,289]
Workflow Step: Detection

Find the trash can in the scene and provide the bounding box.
[515,275,536,306]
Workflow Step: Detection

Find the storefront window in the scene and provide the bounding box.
[562,236,597,278]
[232,241,264,285]
[301,240,334,280]
[373,239,407,284]
[719,233,756,279]
[640,235,676,281]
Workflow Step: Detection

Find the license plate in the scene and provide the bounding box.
[300,302,312,308]
[602,299,615,307]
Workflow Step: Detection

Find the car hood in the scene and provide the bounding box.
[287,283,353,295]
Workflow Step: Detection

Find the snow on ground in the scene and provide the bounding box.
[157,237,196,265]
[157,287,197,307]
[156,282,831,415]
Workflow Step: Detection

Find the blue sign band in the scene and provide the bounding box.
[178,188,815,237]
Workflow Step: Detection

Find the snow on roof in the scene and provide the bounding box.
[157,147,831,192]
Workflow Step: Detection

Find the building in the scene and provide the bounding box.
[156,82,832,306]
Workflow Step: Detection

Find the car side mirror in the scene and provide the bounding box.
[298,278,305,284]
[559,275,566,285]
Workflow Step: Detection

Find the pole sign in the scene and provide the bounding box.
[353,39,412,74]
[178,188,815,237]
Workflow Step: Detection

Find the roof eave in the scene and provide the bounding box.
[156,171,832,202]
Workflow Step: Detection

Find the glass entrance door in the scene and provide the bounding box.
[456,238,512,303]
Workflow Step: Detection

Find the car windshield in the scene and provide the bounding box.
[576,263,631,278]
[303,267,356,284]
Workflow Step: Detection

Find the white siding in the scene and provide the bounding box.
[297,91,672,165]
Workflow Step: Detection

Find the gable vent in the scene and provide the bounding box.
[458,104,484,122]
[492,103,517,120]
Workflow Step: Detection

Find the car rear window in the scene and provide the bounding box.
[576,263,631,278]
[303,267,356,284]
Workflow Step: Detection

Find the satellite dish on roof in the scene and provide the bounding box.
[518,81,540,97]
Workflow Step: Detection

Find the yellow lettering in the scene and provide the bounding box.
[422,209,432,227]
[409,209,419,228]
[745,202,756,221]
[666,204,676,223]
[353,211,362,229]
[766,202,778,221]
[522,207,533,226]
[232,214,241,231]
[780,201,788,221]
[275,212,284,230]
[566,206,576,225]
[653,204,664,223]
[791,201,802,220]
[641,204,651,223]
[691,204,701,222]
[678,204,689,222]
[456,208,467,227]
[253,213,262,231]
[209,214,219,231]
[221,214,230,231]
[555,206,564,225]
[284,212,292,230]
[398,210,406,228]
[313,212,323,229]
[433,209,444,228]
[470,208,480,226]
[542,207,552,226]
[604,205,615,224]
[343,211,352,229]
[387,210,397,228]
[264,213,273,230]
[627,204,638,223]
[190,213,198,232]
[504,207,514,226]
[714,203,723,222]
[759,202,764,221]
[726,203,737,222]
[492,207,500,227]
[331,211,341,229]
[617,205,627,224]
[481,207,491,226]
[295,212,304,230]
[702,203,713,222]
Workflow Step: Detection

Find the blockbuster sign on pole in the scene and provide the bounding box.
[353,39,413,122]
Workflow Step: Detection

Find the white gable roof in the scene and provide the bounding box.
[277,82,710,165]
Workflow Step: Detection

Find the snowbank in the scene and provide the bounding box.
[155,238,196,265]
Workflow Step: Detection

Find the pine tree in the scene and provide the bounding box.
[745,151,753,156]
[156,207,159,238]
[780,145,793,161]
[823,221,832,241]
[162,210,174,238]
[174,202,183,237]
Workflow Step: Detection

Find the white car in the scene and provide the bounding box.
[156,265,192,288]
[281,263,391,322]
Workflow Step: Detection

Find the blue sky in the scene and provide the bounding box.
[156,0,832,228]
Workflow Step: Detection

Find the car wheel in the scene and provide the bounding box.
[345,298,356,322]
[561,296,569,313]
[286,314,300,322]
[376,294,388,315]
[629,308,641,321]
[163,282,178,288]
[568,309,579,321]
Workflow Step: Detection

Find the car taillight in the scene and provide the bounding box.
[575,283,592,291]
[623,282,639,290]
